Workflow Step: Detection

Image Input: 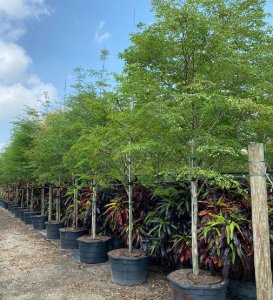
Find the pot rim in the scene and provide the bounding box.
[167,271,228,290]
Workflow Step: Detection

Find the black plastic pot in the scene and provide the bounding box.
[167,270,228,300]
[0,199,7,208]
[59,228,87,249]
[15,207,24,218]
[2,201,8,209]
[19,209,29,221]
[24,211,37,224]
[46,222,64,239]
[32,215,48,230]
[7,203,14,211]
[229,280,256,300]
[9,205,19,214]
[77,236,111,264]
[108,250,149,286]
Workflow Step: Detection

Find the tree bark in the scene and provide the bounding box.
[92,183,97,239]
[48,184,53,222]
[248,143,273,300]
[30,188,34,211]
[191,180,199,275]
[74,180,78,229]
[26,183,29,210]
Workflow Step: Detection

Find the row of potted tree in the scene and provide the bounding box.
[1,178,272,299]
[1,0,273,299]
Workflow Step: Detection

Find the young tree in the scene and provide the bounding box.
[119,0,273,274]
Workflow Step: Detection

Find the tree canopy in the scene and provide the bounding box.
[1,0,273,186]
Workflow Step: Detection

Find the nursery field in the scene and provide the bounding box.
[0,208,170,300]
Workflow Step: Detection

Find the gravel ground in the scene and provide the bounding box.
[0,208,170,300]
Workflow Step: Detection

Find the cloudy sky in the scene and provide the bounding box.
[0,0,272,152]
[0,0,152,151]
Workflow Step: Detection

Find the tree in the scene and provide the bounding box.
[118,0,273,274]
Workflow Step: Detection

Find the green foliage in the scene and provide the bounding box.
[0,110,40,184]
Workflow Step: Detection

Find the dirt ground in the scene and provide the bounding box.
[0,208,170,300]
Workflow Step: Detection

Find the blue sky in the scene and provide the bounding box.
[0,0,153,151]
[0,0,272,152]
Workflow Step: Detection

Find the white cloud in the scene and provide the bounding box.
[0,40,32,83]
[0,76,57,122]
[94,20,111,44]
[0,0,52,42]
[0,0,51,20]
[0,0,58,124]
[0,142,7,153]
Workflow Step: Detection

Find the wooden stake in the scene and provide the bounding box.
[248,143,273,300]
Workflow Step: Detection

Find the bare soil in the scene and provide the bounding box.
[108,248,147,258]
[77,235,111,242]
[0,208,170,300]
[168,269,224,286]
[59,227,86,232]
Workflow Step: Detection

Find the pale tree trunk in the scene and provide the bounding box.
[41,187,45,215]
[16,186,19,205]
[191,180,199,275]
[26,183,29,210]
[248,143,273,300]
[128,150,133,254]
[73,180,78,229]
[48,184,53,222]
[56,177,61,222]
[30,187,34,211]
[21,189,24,208]
[91,183,97,239]
[56,187,60,222]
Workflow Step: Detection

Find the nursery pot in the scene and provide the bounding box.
[59,228,87,249]
[7,203,15,211]
[19,209,29,221]
[9,205,19,214]
[108,248,149,286]
[32,215,48,230]
[12,206,21,216]
[46,221,64,239]
[77,236,111,264]
[24,211,37,224]
[2,201,9,209]
[15,207,25,218]
[167,269,228,300]
[228,280,256,300]
[0,199,8,209]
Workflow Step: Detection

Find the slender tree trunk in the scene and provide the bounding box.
[30,187,34,211]
[26,183,29,209]
[57,177,61,222]
[21,189,24,208]
[48,184,53,222]
[191,180,199,275]
[56,187,60,222]
[92,183,97,239]
[128,152,133,254]
[16,186,19,205]
[41,187,45,215]
[74,180,78,229]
